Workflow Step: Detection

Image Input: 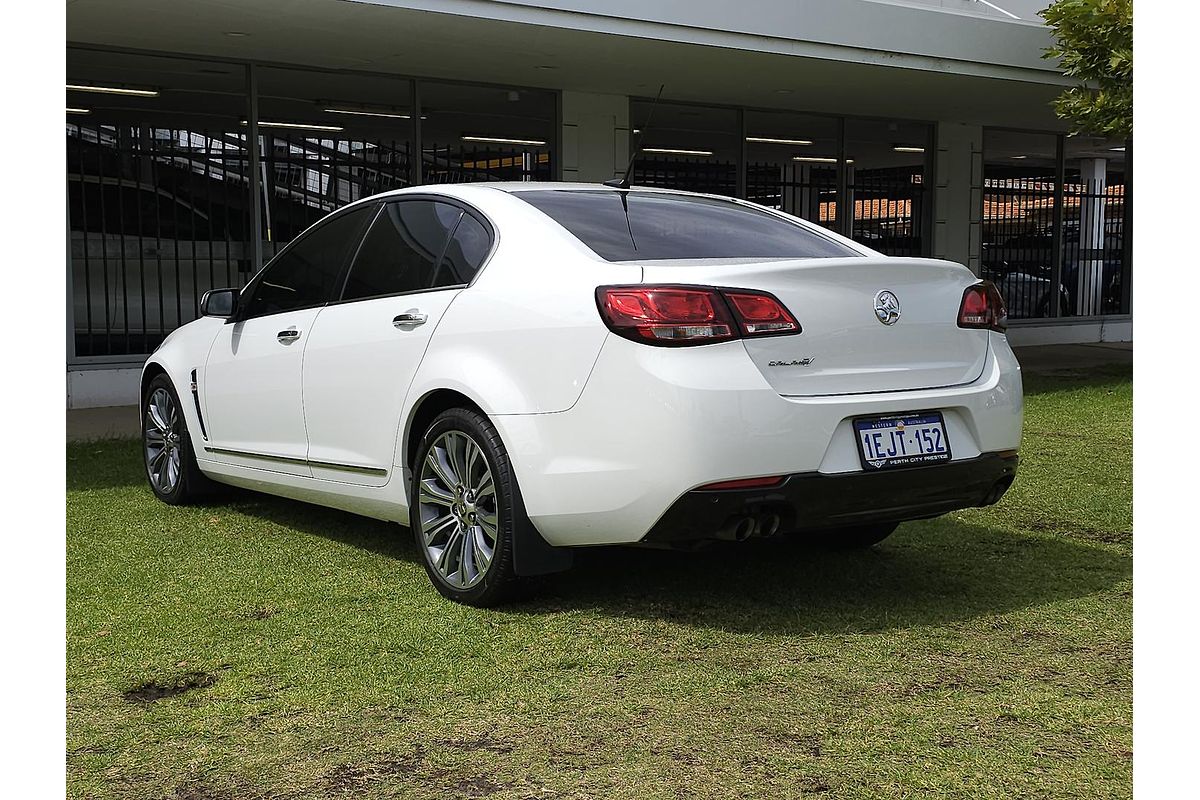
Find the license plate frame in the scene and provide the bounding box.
[852,410,953,471]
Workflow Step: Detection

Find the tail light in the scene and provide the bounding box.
[596,285,800,347]
[958,281,1008,332]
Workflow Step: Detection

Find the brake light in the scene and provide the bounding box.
[595,285,800,347]
[957,281,1008,332]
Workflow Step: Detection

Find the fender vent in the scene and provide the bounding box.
[190,368,209,441]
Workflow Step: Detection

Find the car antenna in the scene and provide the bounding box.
[604,84,664,190]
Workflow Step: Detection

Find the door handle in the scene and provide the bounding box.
[277,328,301,344]
[393,311,428,328]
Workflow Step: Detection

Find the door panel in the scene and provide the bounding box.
[302,199,490,487]
[200,204,376,476]
[302,290,461,485]
[202,310,321,476]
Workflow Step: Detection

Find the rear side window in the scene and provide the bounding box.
[342,201,465,301]
[242,205,374,319]
[514,190,859,261]
[435,213,492,287]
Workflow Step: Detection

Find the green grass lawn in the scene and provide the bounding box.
[66,364,1132,800]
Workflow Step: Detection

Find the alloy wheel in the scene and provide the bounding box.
[417,430,499,589]
[144,386,183,495]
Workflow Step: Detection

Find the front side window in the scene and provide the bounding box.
[514,190,860,261]
[342,201,466,301]
[242,205,374,319]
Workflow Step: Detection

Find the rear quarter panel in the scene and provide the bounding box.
[404,189,641,419]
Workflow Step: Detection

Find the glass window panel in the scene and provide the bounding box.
[630,101,739,197]
[255,66,414,252]
[982,129,1060,319]
[243,205,374,318]
[436,213,492,287]
[67,48,251,357]
[745,110,841,230]
[844,118,932,257]
[1062,134,1128,316]
[515,190,859,261]
[343,201,463,300]
[419,82,556,184]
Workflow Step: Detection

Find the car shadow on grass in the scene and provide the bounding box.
[502,519,1131,635]
[69,441,1130,636]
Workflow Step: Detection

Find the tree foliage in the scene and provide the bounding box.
[1039,0,1132,137]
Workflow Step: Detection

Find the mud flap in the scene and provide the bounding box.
[509,478,574,576]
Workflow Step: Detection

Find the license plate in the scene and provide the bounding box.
[853,411,952,470]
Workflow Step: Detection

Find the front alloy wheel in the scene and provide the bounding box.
[141,373,213,505]
[144,386,183,495]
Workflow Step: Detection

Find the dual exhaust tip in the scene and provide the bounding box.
[717,512,782,542]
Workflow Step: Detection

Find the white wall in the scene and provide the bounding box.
[68,367,141,409]
[1006,317,1133,347]
[561,91,630,183]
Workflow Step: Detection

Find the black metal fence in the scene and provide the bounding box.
[982,175,1128,319]
[68,123,554,357]
[258,133,413,257]
[422,143,553,185]
[68,122,252,357]
[746,162,839,231]
[632,157,738,197]
[849,167,927,258]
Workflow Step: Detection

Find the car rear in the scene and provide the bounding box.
[493,187,1023,547]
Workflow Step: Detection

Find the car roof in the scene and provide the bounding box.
[359,181,734,204]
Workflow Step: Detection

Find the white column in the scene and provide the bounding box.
[561,91,630,183]
[933,122,984,273]
[1075,157,1107,316]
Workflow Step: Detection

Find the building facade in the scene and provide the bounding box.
[65,0,1131,408]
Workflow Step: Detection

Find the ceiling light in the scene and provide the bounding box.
[67,83,158,97]
[324,107,416,120]
[1010,155,1028,159]
[462,135,547,146]
[747,136,814,146]
[66,107,90,115]
[642,147,713,156]
[224,31,250,37]
[240,120,344,132]
[1110,146,1126,152]
[892,146,925,153]
[792,156,853,164]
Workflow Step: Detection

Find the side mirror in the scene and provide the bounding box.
[200,288,239,319]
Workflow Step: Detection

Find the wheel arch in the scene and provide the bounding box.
[402,387,488,473]
[401,386,573,578]
[140,360,169,401]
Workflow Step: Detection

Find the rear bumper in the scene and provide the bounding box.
[494,331,1023,547]
[642,452,1019,543]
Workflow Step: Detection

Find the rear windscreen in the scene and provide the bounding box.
[514,190,860,261]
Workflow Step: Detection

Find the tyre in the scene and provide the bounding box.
[142,373,216,505]
[812,522,899,550]
[411,407,520,606]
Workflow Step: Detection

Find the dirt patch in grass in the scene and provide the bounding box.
[123,672,216,704]
[1025,518,1131,544]
[324,747,427,792]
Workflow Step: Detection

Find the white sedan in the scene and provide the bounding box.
[142,183,1023,605]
